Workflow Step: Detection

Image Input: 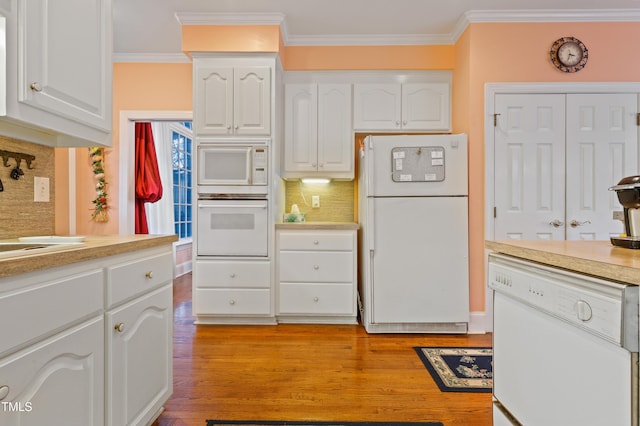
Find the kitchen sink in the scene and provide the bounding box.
[0,236,85,259]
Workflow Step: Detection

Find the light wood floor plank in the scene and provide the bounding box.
[154,274,492,426]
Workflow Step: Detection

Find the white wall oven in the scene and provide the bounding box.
[197,199,268,257]
[197,140,268,196]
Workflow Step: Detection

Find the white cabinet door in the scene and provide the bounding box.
[494,94,566,240]
[354,82,451,131]
[195,66,270,136]
[107,285,172,426]
[283,83,353,178]
[234,67,271,136]
[317,84,352,174]
[19,0,111,132]
[353,84,401,130]
[284,83,318,173]
[194,67,234,135]
[402,83,450,131]
[565,93,636,240]
[0,318,104,426]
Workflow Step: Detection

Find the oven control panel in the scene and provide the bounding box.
[488,254,637,348]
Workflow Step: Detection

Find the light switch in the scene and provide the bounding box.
[34,177,50,202]
[312,195,320,208]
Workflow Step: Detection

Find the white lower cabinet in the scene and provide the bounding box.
[277,229,357,323]
[0,317,104,426]
[0,244,174,426]
[107,285,172,426]
[194,259,274,323]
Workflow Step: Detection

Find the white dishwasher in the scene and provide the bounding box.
[488,253,639,426]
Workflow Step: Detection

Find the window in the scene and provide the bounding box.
[171,122,192,239]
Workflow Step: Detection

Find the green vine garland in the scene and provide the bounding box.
[89,147,109,222]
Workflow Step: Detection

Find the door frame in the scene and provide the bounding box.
[483,82,640,332]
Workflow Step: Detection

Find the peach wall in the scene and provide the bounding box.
[282,45,454,70]
[182,25,280,53]
[457,21,640,312]
[63,21,640,313]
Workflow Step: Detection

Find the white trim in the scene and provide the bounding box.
[68,148,76,235]
[483,82,640,334]
[167,9,640,52]
[113,53,191,63]
[117,110,192,235]
[468,311,487,334]
[286,34,452,46]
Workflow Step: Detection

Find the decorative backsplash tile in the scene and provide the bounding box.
[0,137,55,239]
[284,180,355,222]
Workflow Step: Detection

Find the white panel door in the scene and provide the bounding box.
[284,83,318,173]
[565,93,636,240]
[494,94,566,240]
[402,83,451,131]
[353,84,401,130]
[195,67,233,135]
[234,67,271,136]
[317,84,352,173]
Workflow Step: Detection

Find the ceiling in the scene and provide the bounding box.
[112,0,640,61]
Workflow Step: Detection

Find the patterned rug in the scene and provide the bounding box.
[207,422,444,426]
[414,347,493,393]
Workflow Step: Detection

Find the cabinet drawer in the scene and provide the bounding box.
[279,283,354,315]
[196,260,270,288]
[0,269,103,356]
[279,231,353,251]
[195,288,271,315]
[107,252,173,307]
[279,251,353,283]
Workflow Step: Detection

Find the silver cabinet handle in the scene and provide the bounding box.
[230,273,236,278]
[570,220,591,227]
[313,296,319,302]
[229,300,236,305]
[30,82,42,92]
[395,121,400,127]
[114,323,125,333]
[145,271,153,279]
[549,219,564,227]
[313,265,320,270]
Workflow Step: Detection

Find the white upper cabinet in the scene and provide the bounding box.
[0,0,112,147]
[284,83,353,179]
[195,65,271,137]
[354,82,450,132]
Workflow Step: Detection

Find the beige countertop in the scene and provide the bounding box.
[0,234,178,278]
[276,222,359,230]
[486,240,640,285]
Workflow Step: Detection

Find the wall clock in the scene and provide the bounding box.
[550,37,588,73]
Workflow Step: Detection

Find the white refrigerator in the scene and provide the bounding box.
[358,134,469,333]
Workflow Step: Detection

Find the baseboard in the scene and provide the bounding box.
[174,260,192,278]
[468,311,489,334]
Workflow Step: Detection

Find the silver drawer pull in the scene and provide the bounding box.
[313,265,319,270]
[230,273,236,278]
[0,385,9,401]
[313,240,319,245]
[229,300,236,305]
[313,297,319,302]
[114,323,125,333]
[145,271,153,279]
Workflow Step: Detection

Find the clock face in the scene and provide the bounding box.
[550,37,588,73]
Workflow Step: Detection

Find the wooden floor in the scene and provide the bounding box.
[154,274,493,426]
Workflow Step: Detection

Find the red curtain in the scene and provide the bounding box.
[135,122,163,234]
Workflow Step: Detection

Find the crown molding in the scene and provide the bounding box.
[113,53,192,63]
[453,9,640,41]
[286,33,453,46]
[149,8,640,57]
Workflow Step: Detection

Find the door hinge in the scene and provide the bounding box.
[637,113,640,126]
[494,206,497,218]
[493,113,501,127]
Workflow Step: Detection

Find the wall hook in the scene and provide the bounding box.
[0,150,36,170]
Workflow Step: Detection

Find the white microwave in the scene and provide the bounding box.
[197,143,268,194]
